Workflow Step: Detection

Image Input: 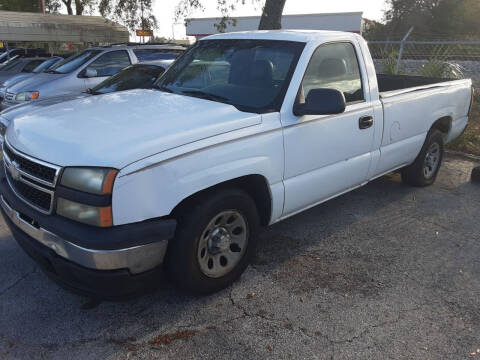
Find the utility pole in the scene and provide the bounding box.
[396,27,414,74]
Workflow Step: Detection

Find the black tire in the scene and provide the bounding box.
[166,188,260,294]
[401,129,444,187]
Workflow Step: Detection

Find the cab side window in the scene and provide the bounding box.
[301,42,364,104]
[88,50,131,77]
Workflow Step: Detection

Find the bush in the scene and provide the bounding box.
[382,51,401,75]
[419,60,464,79]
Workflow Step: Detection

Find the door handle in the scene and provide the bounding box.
[359,116,374,130]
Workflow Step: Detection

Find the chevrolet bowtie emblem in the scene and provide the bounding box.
[8,160,21,181]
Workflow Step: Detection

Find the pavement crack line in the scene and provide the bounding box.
[0,267,37,297]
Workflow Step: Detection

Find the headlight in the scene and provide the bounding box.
[60,167,118,195]
[57,167,118,227]
[15,91,39,102]
[57,198,113,227]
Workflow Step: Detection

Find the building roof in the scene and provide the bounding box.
[0,11,129,43]
[186,12,364,38]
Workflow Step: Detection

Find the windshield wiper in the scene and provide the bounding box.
[46,70,60,74]
[181,90,230,103]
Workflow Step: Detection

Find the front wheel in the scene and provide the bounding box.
[166,188,259,294]
[401,129,444,187]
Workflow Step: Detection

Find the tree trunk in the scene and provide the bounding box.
[38,0,45,13]
[75,0,84,15]
[258,0,287,30]
[62,0,73,15]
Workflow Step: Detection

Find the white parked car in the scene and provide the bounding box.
[0,31,474,298]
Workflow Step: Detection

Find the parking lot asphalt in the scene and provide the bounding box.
[0,154,479,360]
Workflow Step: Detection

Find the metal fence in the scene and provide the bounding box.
[367,40,480,89]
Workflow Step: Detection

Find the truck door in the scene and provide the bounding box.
[281,41,375,216]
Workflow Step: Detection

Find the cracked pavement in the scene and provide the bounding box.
[1,154,479,359]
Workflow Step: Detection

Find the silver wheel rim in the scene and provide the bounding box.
[423,142,441,179]
[197,210,249,278]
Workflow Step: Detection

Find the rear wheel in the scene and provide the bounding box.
[166,188,259,294]
[401,129,444,187]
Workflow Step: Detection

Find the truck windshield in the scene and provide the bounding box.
[48,50,101,74]
[90,64,165,95]
[155,39,305,113]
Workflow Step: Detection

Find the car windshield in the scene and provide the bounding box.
[155,39,305,113]
[32,58,61,73]
[0,58,22,71]
[48,50,101,74]
[90,64,165,95]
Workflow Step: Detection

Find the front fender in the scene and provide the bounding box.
[112,114,284,226]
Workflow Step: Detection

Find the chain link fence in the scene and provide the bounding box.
[368,41,480,89]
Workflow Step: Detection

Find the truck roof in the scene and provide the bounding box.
[202,29,359,43]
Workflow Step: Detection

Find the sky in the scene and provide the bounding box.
[152,0,388,40]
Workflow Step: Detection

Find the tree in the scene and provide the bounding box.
[258,0,286,30]
[380,0,480,39]
[0,0,61,13]
[176,0,287,32]
[0,0,42,12]
[99,0,157,32]
[61,0,73,14]
[46,0,62,13]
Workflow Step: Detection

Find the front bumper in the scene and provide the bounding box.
[0,164,177,298]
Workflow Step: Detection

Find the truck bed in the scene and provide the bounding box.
[377,74,454,96]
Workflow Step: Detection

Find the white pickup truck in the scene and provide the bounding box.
[0,31,474,298]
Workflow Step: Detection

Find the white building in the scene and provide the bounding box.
[186,12,364,41]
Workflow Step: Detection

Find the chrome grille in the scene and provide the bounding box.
[3,142,60,214]
[5,169,53,212]
[3,145,57,184]
[5,92,15,102]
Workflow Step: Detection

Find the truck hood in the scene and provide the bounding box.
[7,72,65,93]
[6,89,261,168]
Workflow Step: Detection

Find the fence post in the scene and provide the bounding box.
[396,27,414,74]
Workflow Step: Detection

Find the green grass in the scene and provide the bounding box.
[447,95,480,156]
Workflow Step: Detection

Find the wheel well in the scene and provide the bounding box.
[171,175,272,226]
[431,116,452,139]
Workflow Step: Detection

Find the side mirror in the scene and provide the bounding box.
[83,67,97,78]
[293,88,346,116]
